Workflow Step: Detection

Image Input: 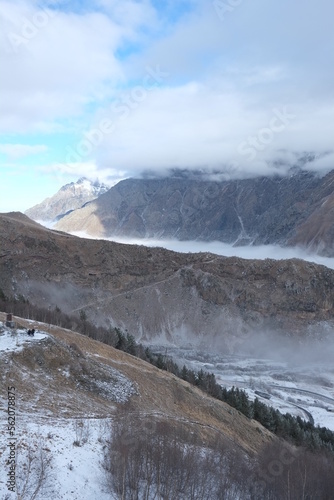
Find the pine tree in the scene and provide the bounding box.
[126,333,136,355]
[181,365,188,381]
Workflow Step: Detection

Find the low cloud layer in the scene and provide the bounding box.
[68,232,334,271]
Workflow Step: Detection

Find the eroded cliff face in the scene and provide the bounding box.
[54,169,334,256]
[1,213,334,349]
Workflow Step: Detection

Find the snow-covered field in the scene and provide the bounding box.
[0,415,115,499]
[151,345,334,431]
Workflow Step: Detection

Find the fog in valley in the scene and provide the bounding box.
[66,230,334,270]
[151,330,334,431]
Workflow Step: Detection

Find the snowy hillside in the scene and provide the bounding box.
[2,317,334,499]
[0,323,133,499]
[0,414,115,499]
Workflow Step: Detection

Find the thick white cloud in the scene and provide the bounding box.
[0,1,135,133]
[43,160,125,185]
[1,0,333,180]
[91,82,333,178]
[89,0,333,178]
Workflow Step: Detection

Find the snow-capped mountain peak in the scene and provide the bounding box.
[25,177,110,223]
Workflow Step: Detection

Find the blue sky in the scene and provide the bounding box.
[0,0,333,212]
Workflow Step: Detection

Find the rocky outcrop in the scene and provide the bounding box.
[54,169,334,256]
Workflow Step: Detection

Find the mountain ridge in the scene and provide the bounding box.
[1,212,333,348]
[53,169,334,256]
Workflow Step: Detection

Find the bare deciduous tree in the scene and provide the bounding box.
[102,405,250,499]
[16,438,55,500]
[251,440,334,500]
[73,418,90,446]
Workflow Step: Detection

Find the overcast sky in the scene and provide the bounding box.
[0,0,333,211]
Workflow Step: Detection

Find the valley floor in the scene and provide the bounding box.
[151,345,334,431]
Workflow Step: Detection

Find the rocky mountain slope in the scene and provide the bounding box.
[1,212,333,349]
[0,312,271,455]
[54,169,334,257]
[25,177,109,222]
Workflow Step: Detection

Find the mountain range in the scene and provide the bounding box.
[33,169,334,257]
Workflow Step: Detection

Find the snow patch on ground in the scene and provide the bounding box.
[0,323,48,353]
